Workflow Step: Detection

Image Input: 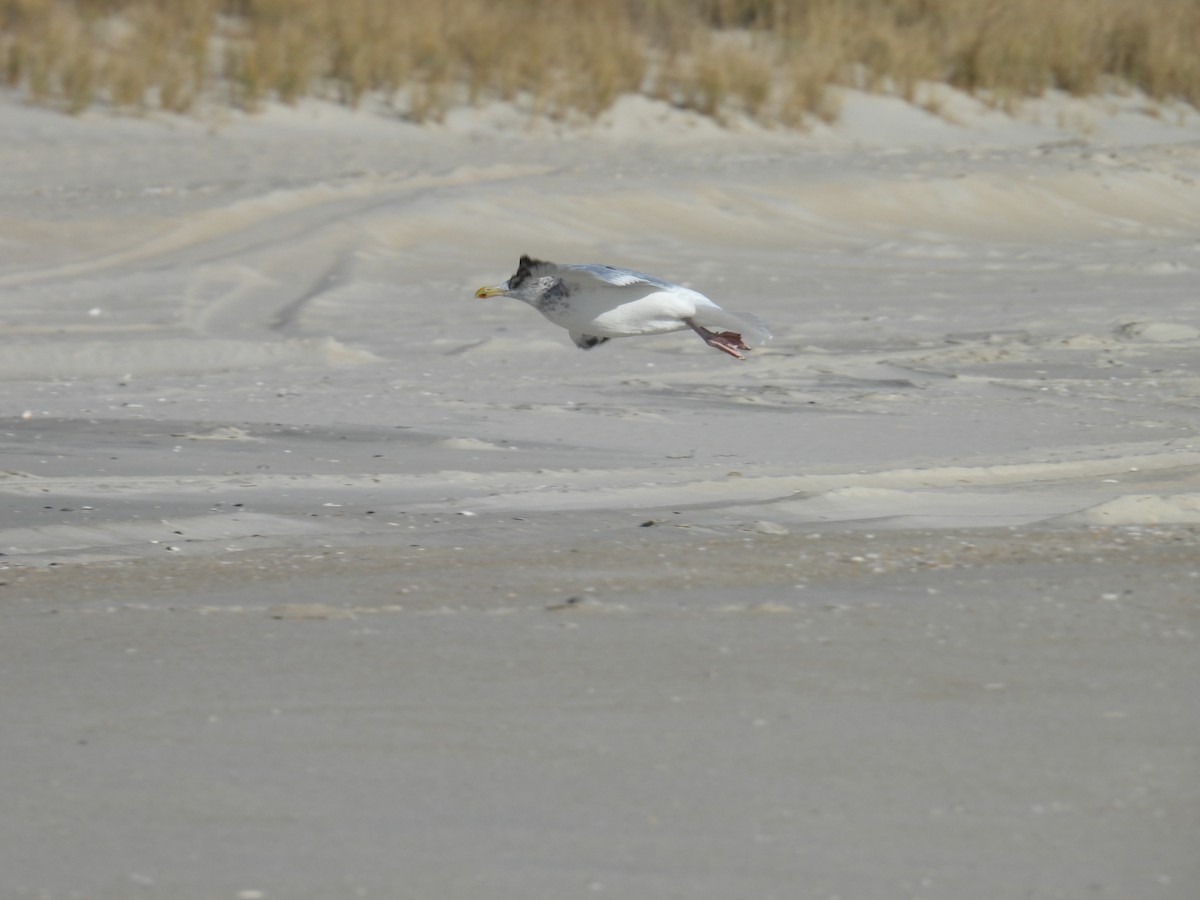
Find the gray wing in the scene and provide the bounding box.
[559,263,680,291]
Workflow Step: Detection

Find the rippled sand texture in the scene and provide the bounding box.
[1,94,1199,898]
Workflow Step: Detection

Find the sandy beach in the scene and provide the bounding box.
[2,89,1199,898]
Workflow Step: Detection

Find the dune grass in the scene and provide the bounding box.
[2,0,1198,124]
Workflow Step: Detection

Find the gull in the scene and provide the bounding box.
[475,255,771,359]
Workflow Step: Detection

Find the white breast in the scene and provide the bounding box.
[536,283,703,337]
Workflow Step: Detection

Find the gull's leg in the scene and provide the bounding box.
[685,319,749,360]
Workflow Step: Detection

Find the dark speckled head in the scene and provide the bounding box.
[507,254,550,290]
[475,255,564,303]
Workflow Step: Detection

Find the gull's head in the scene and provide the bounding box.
[477,257,552,302]
[475,283,508,299]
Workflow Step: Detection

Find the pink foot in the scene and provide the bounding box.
[687,321,749,359]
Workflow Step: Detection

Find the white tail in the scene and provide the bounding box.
[693,308,773,347]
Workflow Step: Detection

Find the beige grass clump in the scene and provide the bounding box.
[3,0,95,112]
[1,0,1197,122]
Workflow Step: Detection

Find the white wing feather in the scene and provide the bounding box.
[559,263,678,290]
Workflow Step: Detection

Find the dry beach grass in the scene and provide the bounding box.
[3,0,1199,122]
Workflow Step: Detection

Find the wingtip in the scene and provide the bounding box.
[738,312,773,346]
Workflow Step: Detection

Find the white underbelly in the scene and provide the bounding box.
[540,290,696,336]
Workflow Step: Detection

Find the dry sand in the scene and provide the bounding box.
[1,88,1199,898]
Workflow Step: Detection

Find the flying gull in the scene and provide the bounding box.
[475,255,771,359]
